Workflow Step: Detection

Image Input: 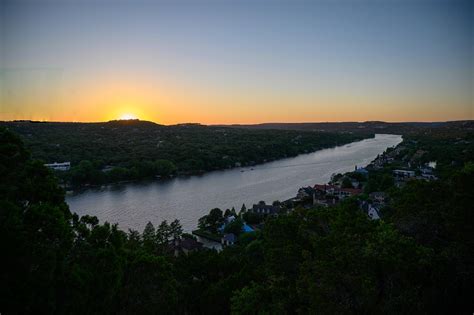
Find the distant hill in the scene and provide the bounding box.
[214,121,473,135]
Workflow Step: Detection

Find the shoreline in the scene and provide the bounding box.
[65,133,376,194]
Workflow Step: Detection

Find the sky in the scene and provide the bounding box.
[1,0,472,124]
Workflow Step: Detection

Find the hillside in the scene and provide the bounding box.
[0,120,370,186]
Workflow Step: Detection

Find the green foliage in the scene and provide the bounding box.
[119,253,178,314]
[341,176,353,188]
[224,217,244,236]
[243,211,264,224]
[1,126,473,314]
[198,208,224,234]
[142,221,156,251]
[365,172,394,193]
[2,120,369,186]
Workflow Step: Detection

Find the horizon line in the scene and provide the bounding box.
[2,118,472,126]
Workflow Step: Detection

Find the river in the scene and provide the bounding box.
[66,134,402,232]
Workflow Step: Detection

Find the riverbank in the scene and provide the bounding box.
[3,120,372,189]
[67,134,402,232]
[59,134,375,191]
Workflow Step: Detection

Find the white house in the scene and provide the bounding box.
[368,204,380,220]
[44,162,71,171]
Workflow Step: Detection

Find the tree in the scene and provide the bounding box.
[119,253,178,314]
[154,159,176,176]
[341,177,353,188]
[240,203,247,215]
[156,220,171,245]
[127,229,141,250]
[170,219,183,241]
[198,208,224,234]
[142,222,156,251]
[231,282,283,314]
[243,211,263,225]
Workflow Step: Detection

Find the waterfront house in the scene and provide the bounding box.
[314,184,363,199]
[251,201,280,215]
[219,218,255,234]
[44,162,71,171]
[172,238,203,256]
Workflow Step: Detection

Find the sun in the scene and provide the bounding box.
[118,113,138,120]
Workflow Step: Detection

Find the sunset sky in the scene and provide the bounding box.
[1,0,472,124]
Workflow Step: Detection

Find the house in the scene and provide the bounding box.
[359,201,381,220]
[419,165,438,181]
[172,238,203,256]
[221,233,236,246]
[251,201,280,215]
[369,191,387,204]
[220,219,255,234]
[393,169,415,178]
[314,184,337,195]
[314,184,363,199]
[313,195,338,207]
[44,162,71,171]
[339,187,363,198]
[367,204,381,220]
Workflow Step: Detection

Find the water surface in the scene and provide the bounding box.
[67,134,402,231]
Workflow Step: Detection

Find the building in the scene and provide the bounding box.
[242,223,255,233]
[172,238,203,256]
[418,165,438,181]
[393,169,416,178]
[314,184,363,199]
[251,201,280,215]
[221,233,236,246]
[44,162,71,171]
[367,204,381,220]
[359,201,381,220]
[369,191,387,204]
[219,217,255,234]
[313,195,338,207]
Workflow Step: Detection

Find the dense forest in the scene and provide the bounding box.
[1,125,473,314]
[0,120,369,186]
[218,120,465,134]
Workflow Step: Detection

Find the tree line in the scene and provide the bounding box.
[1,120,370,187]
